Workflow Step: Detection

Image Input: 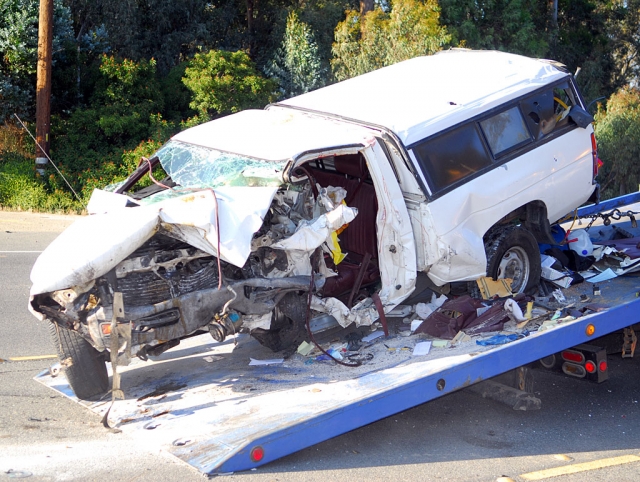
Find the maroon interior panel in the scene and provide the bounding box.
[305,155,380,298]
[309,167,378,259]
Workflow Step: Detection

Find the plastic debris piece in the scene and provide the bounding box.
[567,229,593,256]
[540,254,557,268]
[326,348,344,360]
[551,310,562,320]
[587,268,617,283]
[397,329,412,337]
[538,319,559,331]
[476,331,528,346]
[475,277,513,299]
[414,294,448,319]
[525,301,534,319]
[412,341,432,356]
[410,319,423,333]
[249,358,284,366]
[450,330,471,345]
[541,266,572,288]
[388,305,412,317]
[551,289,567,304]
[362,330,385,343]
[328,231,347,265]
[297,341,314,356]
[476,305,490,317]
[432,340,448,348]
[415,303,434,319]
[504,298,526,322]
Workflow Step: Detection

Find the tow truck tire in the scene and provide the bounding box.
[49,322,109,400]
[484,225,541,294]
[250,293,307,357]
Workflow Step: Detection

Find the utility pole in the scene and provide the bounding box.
[35,0,53,177]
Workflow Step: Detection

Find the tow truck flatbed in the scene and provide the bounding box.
[35,194,640,475]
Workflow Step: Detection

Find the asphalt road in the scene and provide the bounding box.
[1,210,639,482]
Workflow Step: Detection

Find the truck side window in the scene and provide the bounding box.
[521,83,576,138]
[479,106,531,157]
[521,90,555,139]
[411,123,492,192]
[551,84,576,131]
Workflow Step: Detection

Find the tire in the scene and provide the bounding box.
[484,225,541,294]
[49,322,109,400]
[250,293,307,357]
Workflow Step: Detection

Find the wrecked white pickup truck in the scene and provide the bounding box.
[29,49,599,400]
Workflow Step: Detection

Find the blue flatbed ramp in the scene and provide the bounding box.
[35,269,640,475]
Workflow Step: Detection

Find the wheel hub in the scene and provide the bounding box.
[497,246,530,293]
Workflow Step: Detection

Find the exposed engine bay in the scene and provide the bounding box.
[30,153,383,365]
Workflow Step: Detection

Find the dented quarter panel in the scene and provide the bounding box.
[422,127,595,286]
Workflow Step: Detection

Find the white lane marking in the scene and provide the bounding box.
[0,251,43,253]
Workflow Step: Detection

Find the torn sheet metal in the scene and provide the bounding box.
[30,187,278,295]
[310,296,379,328]
[272,204,357,252]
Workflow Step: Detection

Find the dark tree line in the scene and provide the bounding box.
[1,0,640,210]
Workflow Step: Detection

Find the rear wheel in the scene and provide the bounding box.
[49,322,109,400]
[484,225,541,294]
[250,293,307,357]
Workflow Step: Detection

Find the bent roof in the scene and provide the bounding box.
[172,108,375,161]
[280,50,569,146]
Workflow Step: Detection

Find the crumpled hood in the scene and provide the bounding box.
[30,187,278,295]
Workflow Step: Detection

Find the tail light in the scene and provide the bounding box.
[541,344,608,383]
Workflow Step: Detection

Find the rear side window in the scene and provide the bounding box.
[479,106,531,157]
[412,123,492,192]
[521,82,577,138]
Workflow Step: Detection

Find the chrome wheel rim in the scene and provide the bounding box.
[497,246,530,293]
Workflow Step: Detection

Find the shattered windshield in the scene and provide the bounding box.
[155,140,287,188]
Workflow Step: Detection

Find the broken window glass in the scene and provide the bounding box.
[155,140,287,189]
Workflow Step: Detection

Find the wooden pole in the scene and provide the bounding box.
[35,0,53,177]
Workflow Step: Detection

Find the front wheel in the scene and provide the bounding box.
[49,322,109,400]
[484,225,541,294]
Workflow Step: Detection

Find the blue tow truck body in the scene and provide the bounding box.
[34,193,640,475]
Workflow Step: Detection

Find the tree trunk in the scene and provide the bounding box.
[360,0,374,17]
[550,0,558,29]
[359,0,374,36]
[246,0,254,34]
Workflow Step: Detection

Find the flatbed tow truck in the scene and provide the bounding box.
[34,192,640,476]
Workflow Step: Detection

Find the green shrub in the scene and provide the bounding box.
[183,50,277,117]
[49,55,177,196]
[0,153,81,212]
